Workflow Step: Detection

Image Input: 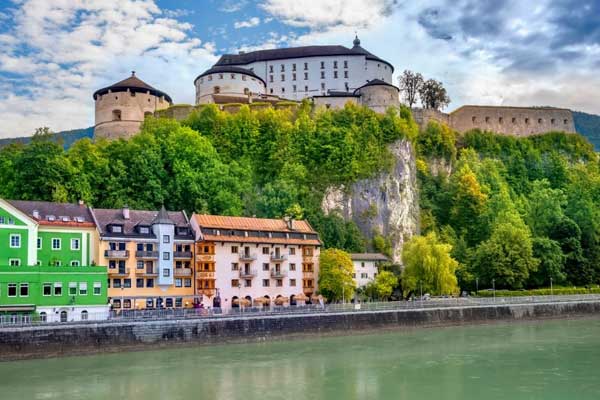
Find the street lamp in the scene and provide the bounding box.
[476,277,479,296]
[492,279,496,303]
[550,277,553,298]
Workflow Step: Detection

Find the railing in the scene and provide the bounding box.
[239,269,257,278]
[196,271,215,279]
[3,294,600,328]
[238,252,257,261]
[135,250,158,259]
[271,268,287,278]
[108,268,130,276]
[175,268,192,277]
[104,250,129,258]
[270,253,287,261]
[174,251,193,259]
[139,268,158,277]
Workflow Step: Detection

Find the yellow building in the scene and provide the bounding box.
[91,206,195,310]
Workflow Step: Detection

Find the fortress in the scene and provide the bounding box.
[93,36,575,139]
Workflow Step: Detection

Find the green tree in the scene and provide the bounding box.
[318,248,356,301]
[527,237,566,287]
[401,232,459,297]
[364,270,399,300]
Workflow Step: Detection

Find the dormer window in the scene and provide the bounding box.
[111,225,122,233]
[139,226,150,234]
[47,215,56,221]
[61,216,70,222]
[176,227,188,235]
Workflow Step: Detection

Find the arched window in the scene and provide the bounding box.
[112,110,122,121]
[60,310,68,322]
[213,86,221,94]
[243,88,250,95]
[81,310,88,321]
[232,296,239,308]
[39,312,47,322]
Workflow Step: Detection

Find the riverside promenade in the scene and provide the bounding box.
[1,295,600,360]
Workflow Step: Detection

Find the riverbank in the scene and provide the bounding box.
[2,298,600,361]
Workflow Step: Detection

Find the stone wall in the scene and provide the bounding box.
[3,300,598,361]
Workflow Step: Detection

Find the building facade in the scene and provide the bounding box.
[350,253,388,288]
[92,206,196,311]
[191,214,321,311]
[93,72,173,140]
[195,36,394,104]
[0,199,108,321]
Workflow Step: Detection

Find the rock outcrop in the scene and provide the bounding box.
[322,139,420,263]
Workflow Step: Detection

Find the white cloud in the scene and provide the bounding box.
[219,0,248,13]
[234,17,261,29]
[260,0,396,29]
[0,0,217,138]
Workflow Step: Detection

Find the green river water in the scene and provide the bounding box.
[1,318,600,399]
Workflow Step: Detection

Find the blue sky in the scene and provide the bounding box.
[0,0,598,138]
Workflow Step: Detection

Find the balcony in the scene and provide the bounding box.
[174,251,193,259]
[175,268,192,277]
[139,268,158,277]
[108,268,130,277]
[239,252,256,261]
[271,268,287,278]
[135,250,158,259]
[196,254,214,262]
[197,288,215,297]
[104,250,129,259]
[270,253,287,261]
[196,271,215,279]
[239,268,257,278]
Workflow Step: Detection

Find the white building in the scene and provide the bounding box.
[194,36,394,104]
[350,253,388,287]
[191,214,321,311]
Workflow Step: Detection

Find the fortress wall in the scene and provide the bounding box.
[412,108,450,128]
[450,106,575,137]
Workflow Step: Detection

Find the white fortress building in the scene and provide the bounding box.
[194,36,399,111]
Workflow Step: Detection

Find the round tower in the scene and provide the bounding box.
[93,72,173,140]
[194,66,266,105]
[354,79,400,114]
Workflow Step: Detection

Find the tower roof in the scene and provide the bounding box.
[93,71,173,103]
[354,78,399,94]
[152,205,175,225]
[194,65,266,85]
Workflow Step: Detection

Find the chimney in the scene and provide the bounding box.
[78,199,84,206]
[32,210,40,219]
[123,205,130,220]
[284,216,294,230]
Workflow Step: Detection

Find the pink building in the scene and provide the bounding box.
[190,214,321,311]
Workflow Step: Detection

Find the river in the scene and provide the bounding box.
[1,317,600,399]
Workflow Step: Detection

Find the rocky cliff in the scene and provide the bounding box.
[322,139,420,263]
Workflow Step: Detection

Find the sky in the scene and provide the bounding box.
[0,0,599,138]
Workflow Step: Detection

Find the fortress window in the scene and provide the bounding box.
[269,75,273,82]
[320,71,325,79]
[538,118,542,124]
[200,78,204,83]
[304,72,308,80]
[551,119,555,124]
[485,117,490,123]
[334,71,338,79]
[292,63,296,71]
[293,73,296,81]
[334,61,338,69]
[512,117,516,123]
[269,65,274,73]
[304,62,308,70]
[115,96,118,100]
[208,76,212,81]
[282,87,285,93]
[345,82,349,91]
[130,91,136,97]
[320,61,325,69]
[525,118,529,124]
[281,74,285,81]
[344,60,348,68]
[231,74,235,79]
[321,82,326,90]
[112,110,122,121]
[270,88,273,94]
[213,86,220,94]
[499,117,503,124]
[564,119,568,124]
[242,75,247,81]
[147,98,151,103]
[472,116,476,123]
[304,85,308,92]
[344,71,348,78]
[293,85,297,92]
[243,88,250,95]
[281,64,285,72]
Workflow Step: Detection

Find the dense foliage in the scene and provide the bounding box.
[0,103,418,252]
[417,122,600,290]
[317,248,356,301]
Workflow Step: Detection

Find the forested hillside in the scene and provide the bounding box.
[573,111,600,150]
[2,103,600,292]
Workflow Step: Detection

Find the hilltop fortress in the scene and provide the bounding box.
[93,36,575,140]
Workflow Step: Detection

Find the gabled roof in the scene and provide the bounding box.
[193,214,316,234]
[350,253,389,261]
[8,200,95,227]
[93,72,173,103]
[92,207,191,238]
[194,65,266,85]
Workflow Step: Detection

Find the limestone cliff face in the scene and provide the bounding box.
[322,139,420,263]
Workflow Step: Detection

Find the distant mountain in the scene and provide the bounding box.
[573,111,600,151]
[0,127,94,149]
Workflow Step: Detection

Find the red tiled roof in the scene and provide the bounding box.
[202,234,321,246]
[193,214,316,234]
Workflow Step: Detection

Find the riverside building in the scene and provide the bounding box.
[350,253,388,288]
[92,206,196,311]
[191,214,321,311]
[0,199,109,322]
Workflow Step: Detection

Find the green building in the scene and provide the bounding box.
[0,199,109,322]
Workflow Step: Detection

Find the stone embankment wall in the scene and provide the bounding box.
[1,300,599,361]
